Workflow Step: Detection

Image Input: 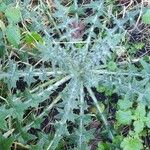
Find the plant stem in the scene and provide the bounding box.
[0,71,64,79]
[83,1,104,60]
[31,77,60,93]
[25,75,71,105]
[92,69,150,77]
[79,84,84,149]
[87,87,114,140]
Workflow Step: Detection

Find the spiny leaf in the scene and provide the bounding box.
[0,106,12,130]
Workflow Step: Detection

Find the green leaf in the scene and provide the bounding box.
[75,43,84,48]
[133,42,145,50]
[118,99,133,110]
[145,112,150,128]
[133,120,144,134]
[5,6,21,23]
[96,85,113,96]
[0,134,14,150]
[142,9,150,24]
[107,61,117,71]
[116,110,133,125]
[96,85,106,93]
[121,136,143,150]
[24,32,43,44]
[134,103,146,120]
[97,142,110,150]
[6,24,21,47]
